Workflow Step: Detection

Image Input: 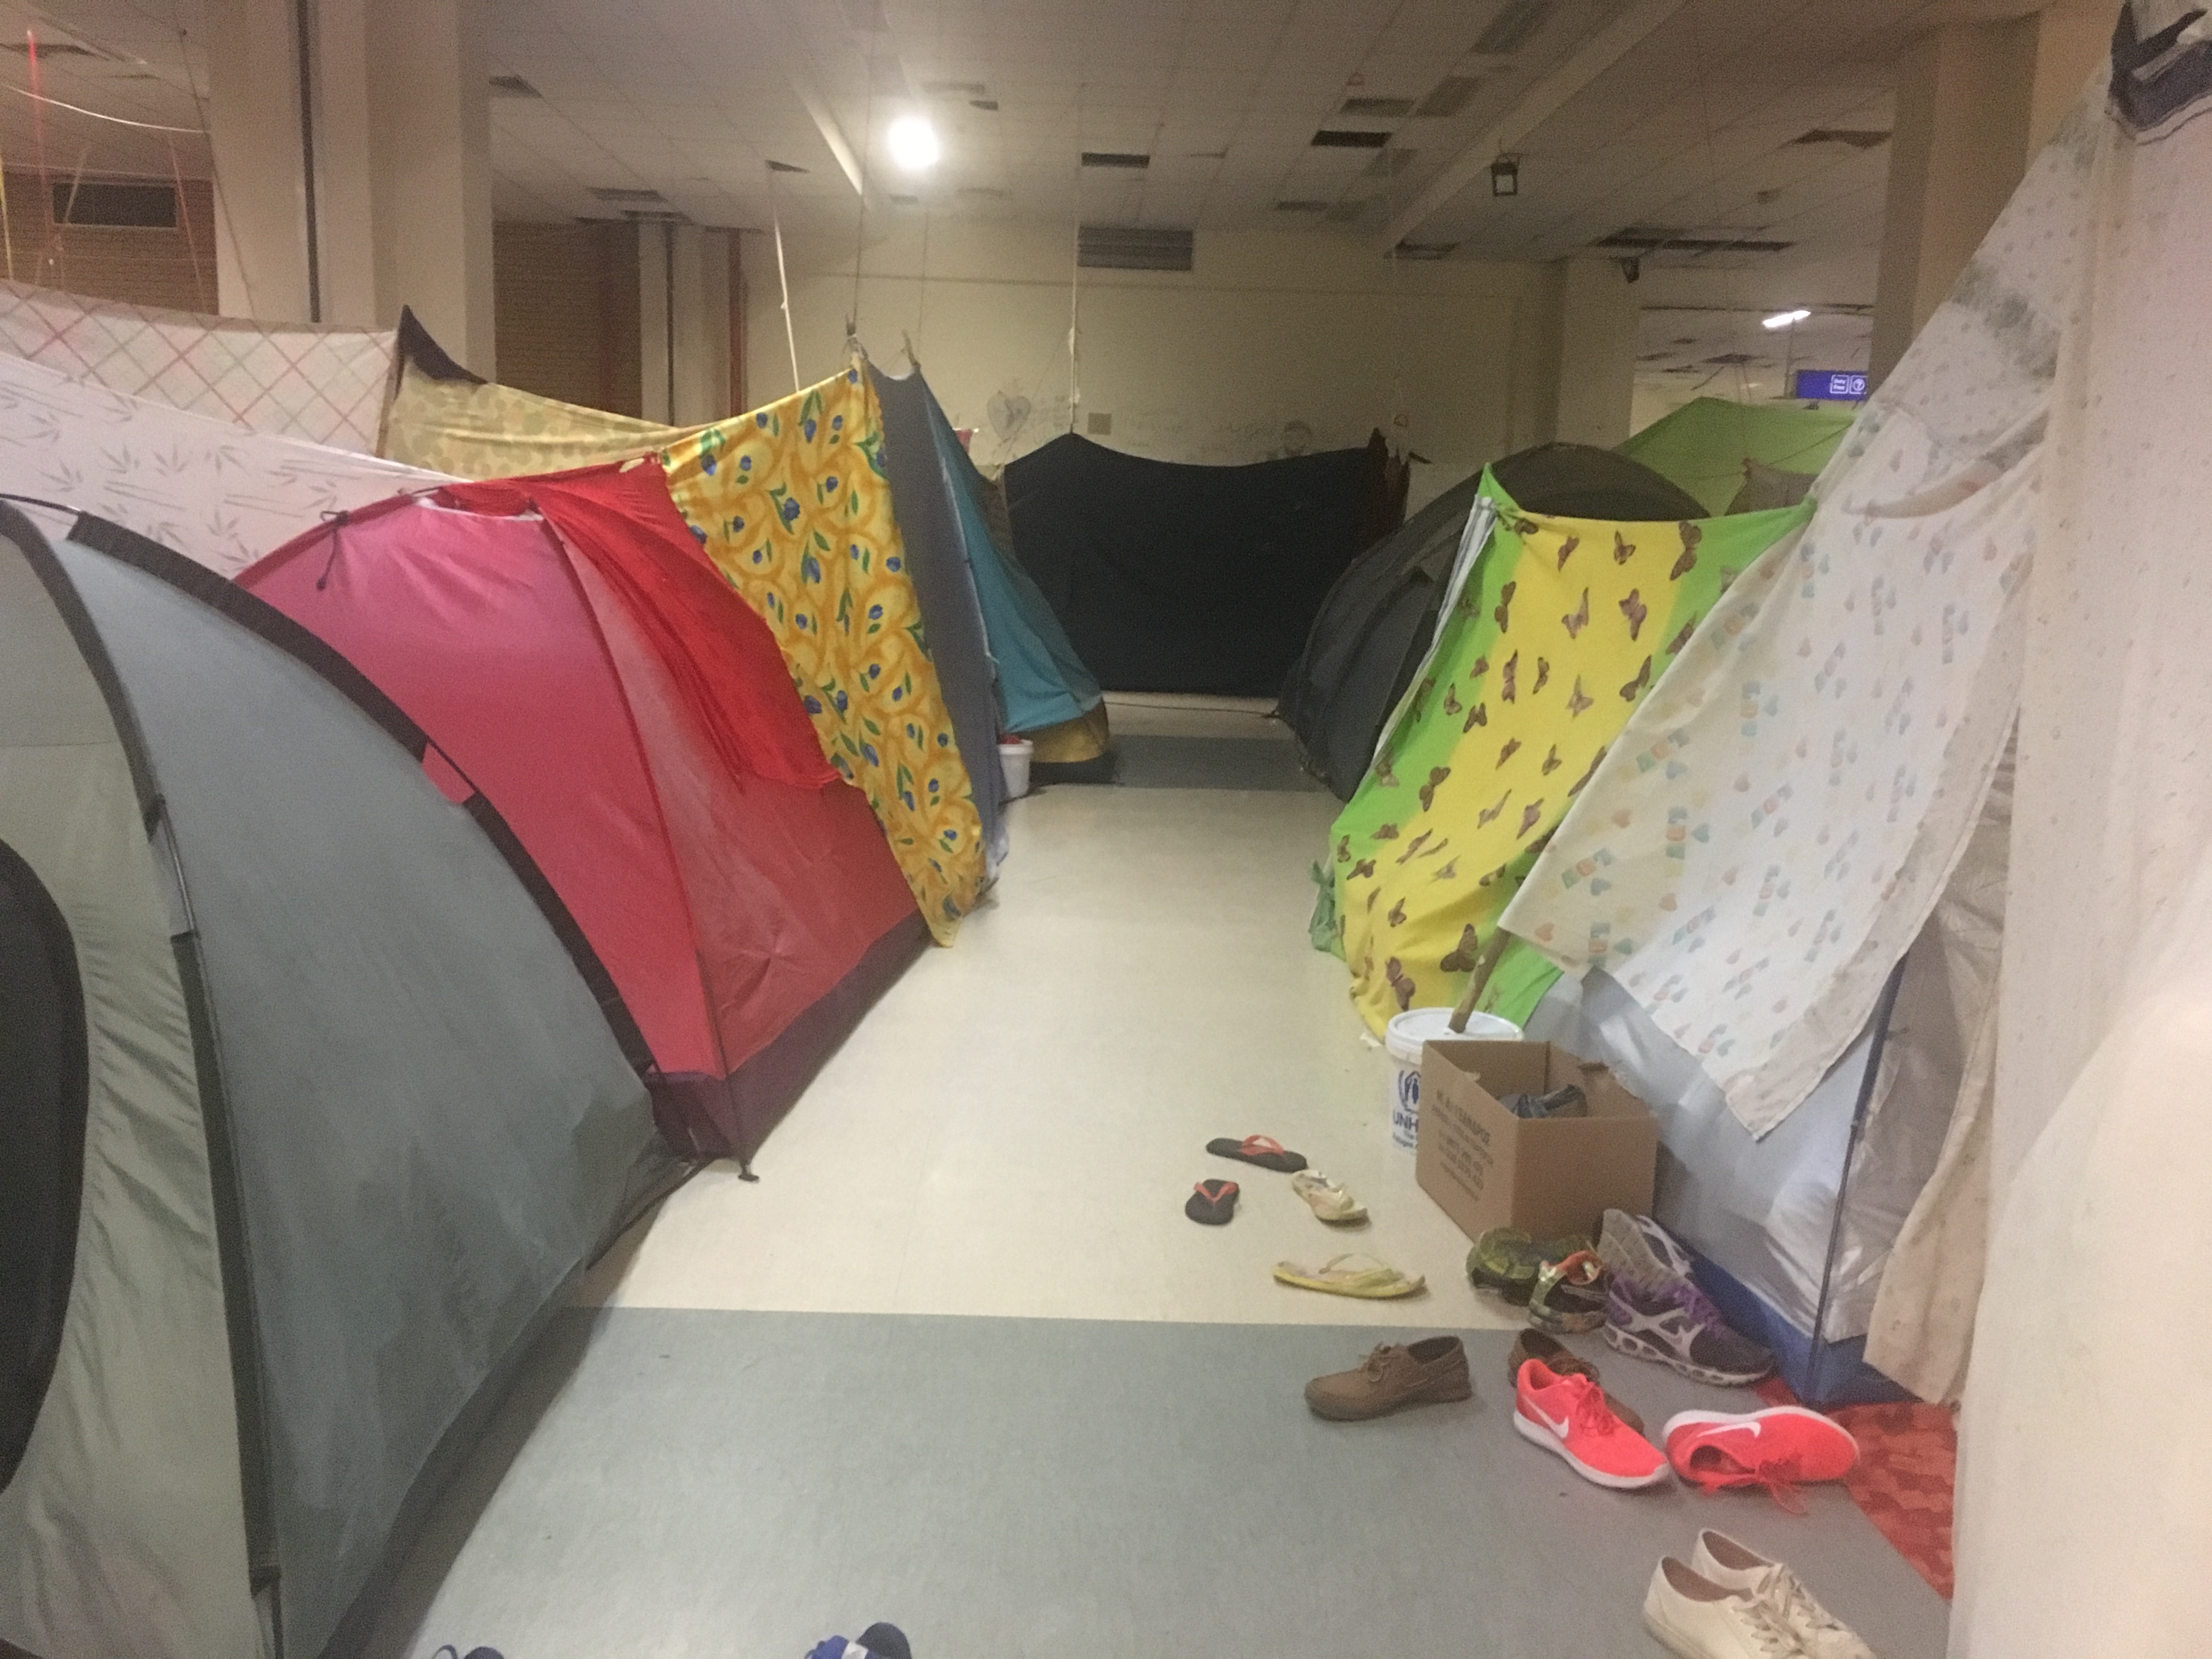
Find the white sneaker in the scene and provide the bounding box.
[1644,1557,1808,1659]
[1692,1531,1880,1659]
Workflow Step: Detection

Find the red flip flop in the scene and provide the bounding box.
[1186,1179,1239,1224]
[1205,1135,1308,1173]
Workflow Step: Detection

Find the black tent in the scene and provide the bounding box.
[1003,431,1394,696]
[1278,442,1703,799]
[0,504,670,1659]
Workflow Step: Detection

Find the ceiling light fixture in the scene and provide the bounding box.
[1762,307,1812,330]
[887,114,941,172]
[1490,154,1520,196]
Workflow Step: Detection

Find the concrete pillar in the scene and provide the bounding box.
[640,222,736,425]
[1553,256,1639,448]
[1870,3,2115,386]
[206,0,312,320]
[204,0,493,374]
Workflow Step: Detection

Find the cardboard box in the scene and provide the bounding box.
[1415,1040,1659,1244]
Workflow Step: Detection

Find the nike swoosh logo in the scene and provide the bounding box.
[1533,1406,1572,1437]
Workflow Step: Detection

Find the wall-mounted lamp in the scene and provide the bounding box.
[1490,154,1520,197]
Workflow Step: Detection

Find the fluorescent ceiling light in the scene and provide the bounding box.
[887,115,941,172]
[1763,308,1812,330]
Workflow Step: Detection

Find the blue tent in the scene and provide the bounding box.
[921,383,1107,751]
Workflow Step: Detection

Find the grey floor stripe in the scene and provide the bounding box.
[1099,733,1325,792]
[369,1311,1948,1659]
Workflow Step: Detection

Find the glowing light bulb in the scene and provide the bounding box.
[1762,308,1812,330]
[887,115,941,172]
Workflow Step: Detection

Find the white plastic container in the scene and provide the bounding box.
[1383,1006,1522,1150]
[997,737,1035,800]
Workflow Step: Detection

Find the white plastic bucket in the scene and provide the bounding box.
[997,738,1035,800]
[1383,1006,1522,1150]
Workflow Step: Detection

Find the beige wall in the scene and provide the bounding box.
[747,219,1562,511]
[1,172,218,312]
[493,220,641,416]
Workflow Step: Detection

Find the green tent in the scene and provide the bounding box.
[1325,473,1812,1033]
[1617,397,1853,516]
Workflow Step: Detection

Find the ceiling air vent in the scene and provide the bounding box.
[50,180,175,229]
[1273,199,1331,213]
[1081,151,1151,169]
[970,99,1000,111]
[489,74,540,97]
[1393,240,1458,260]
[923,80,987,98]
[766,160,808,174]
[1471,0,1555,57]
[1312,129,1392,148]
[1702,352,1762,365]
[1077,225,1193,272]
[889,193,920,206]
[1413,74,1482,117]
[4,40,103,58]
[1792,128,1891,149]
[1340,96,1414,118]
[590,187,667,205]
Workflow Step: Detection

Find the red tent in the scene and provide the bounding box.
[241,459,924,1164]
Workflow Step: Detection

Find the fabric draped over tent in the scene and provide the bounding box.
[379,334,986,940]
[0,278,396,452]
[1331,476,1809,1036]
[440,464,836,792]
[868,365,1008,862]
[1496,94,2091,1138]
[1003,431,1392,696]
[0,350,445,574]
[241,467,923,1161]
[1954,13,2212,1653]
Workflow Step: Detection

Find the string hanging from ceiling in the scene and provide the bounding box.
[769,162,802,394]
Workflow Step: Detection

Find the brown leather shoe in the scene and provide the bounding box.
[1304,1336,1473,1421]
[1508,1330,1645,1435]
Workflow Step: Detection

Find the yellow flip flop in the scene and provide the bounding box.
[1273,1254,1425,1299]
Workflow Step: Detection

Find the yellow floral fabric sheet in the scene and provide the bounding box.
[383,358,985,940]
[1333,482,1810,1034]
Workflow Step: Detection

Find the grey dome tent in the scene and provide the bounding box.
[1279,442,1703,799]
[0,503,669,1659]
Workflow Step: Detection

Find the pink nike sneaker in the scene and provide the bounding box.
[1513,1358,1670,1489]
[1663,1406,1859,1512]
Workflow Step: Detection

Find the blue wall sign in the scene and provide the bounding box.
[1795,369,1869,402]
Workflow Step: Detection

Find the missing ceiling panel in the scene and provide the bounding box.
[923,80,988,97]
[590,187,668,204]
[1792,128,1891,149]
[970,98,1000,111]
[1471,0,1554,58]
[1311,129,1392,149]
[1393,240,1458,260]
[489,74,541,97]
[1363,148,1417,178]
[957,185,1012,199]
[1594,227,1793,256]
[1081,151,1151,168]
[766,160,809,173]
[1412,75,1483,118]
[1340,96,1415,118]
[1077,224,1193,272]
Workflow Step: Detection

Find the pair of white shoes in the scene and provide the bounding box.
[1644,1531,1878,1659]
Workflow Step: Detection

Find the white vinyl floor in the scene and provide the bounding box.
[579,699,1519,1333]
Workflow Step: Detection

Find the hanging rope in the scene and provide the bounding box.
[166,136,206,308]
[24,31,57,287]
[0,142,14,283]
[169,5,255,317]
[847,48,879,345]
[913,205,932,366]
[1066,81,1083,433]
[769,164,801,395]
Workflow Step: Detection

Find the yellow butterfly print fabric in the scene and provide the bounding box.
[1333,475,1811,1035]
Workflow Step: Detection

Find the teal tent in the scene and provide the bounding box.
[922,379,1109,759]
